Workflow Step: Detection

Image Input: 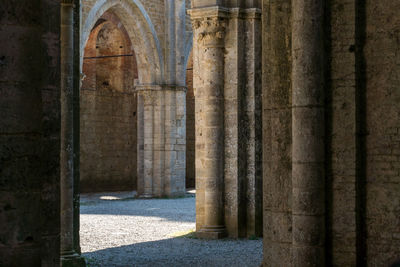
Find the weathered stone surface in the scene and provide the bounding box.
[135,86,187,198]
[261,0,400,266]
[190,5,263,239]
[364,1,400,265]
[0,0,61,265]
[262,0,293,265]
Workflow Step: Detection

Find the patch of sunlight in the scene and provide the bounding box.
[100,196,121,200]
[169,229,197,238]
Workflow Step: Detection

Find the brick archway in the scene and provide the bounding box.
[81,0,163,84]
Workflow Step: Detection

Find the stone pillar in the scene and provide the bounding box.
[291,0,325,265]
[136,87,155,198]
[60,0,75,257]
[60,0,85,266]
[0,0,61,265]
[190,6,262,239]
[192,13,227,239]
[136,85,186,198]
[262,0,293,264]
[243,9,263,238]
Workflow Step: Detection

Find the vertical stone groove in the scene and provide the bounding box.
[355,0,367,265]
[291,0,326,265]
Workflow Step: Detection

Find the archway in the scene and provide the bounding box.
[80,11,138,192]
[81,0,163,84]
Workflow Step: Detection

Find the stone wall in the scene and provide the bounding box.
[0,0,61,265]
[80,14,138,193]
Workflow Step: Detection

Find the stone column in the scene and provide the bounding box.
[292,0,325,265]
[243,8,263,238]
[60,0,75,257]
[192,14,227,239]
[60,0,85,265]
[262,0,293,264]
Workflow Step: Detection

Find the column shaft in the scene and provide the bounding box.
[60,2,86,266]
[292,0,325,266]
[193,15,227,239]
[60,0,75,255]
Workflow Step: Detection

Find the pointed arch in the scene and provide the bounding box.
[81,0,164,84]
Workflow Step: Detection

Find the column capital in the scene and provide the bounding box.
[191,16,227,47]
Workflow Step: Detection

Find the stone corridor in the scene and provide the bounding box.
[80,191,262,266]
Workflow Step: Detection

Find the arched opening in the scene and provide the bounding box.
[80,10,138,192]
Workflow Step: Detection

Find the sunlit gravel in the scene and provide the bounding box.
[80,191,262,267]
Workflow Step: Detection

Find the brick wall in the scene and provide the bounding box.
[80,17,138,192]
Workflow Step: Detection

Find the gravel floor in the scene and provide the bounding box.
[80,191,262,267]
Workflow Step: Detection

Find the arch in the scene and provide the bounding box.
[81,0,164,84]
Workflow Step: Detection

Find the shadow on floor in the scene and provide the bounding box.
[83,236,262,267]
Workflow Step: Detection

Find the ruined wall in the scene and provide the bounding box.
[0,0,60,265]
[80,17,138,193]
[262,1,400,265]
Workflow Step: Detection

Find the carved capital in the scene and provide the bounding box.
[193,17,226,47]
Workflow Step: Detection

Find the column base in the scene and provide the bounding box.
[196,226,227,239]
[61,252,86,267]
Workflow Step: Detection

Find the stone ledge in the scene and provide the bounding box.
[188,6,261,20]
[134,84,187,92]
